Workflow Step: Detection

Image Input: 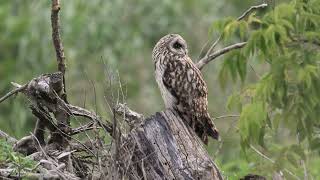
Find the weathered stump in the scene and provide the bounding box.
[114,110,223,180]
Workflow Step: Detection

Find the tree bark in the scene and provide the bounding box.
[113,110,223,180]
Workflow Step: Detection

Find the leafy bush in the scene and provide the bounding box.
[215,0,320,178]
[0,139,36,176]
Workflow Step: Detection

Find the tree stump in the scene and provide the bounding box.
[114,110,223,180]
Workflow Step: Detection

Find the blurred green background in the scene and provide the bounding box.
[1,0,319,179]
[0,0,247,140]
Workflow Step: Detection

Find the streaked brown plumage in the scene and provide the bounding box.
[152,34,219,144]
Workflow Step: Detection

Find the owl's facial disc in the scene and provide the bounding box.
[168,37,188,56]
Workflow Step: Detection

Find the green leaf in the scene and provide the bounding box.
[238,20,248,40]
[210,17,234,35]
[310,137,320,151]
[239,101,267,148]
[286,152,298,167]
[247,13,262,25]
[266,114,272,129]
[236,53,247,82]
[222,20,239,41]
[290,144,306,161]
[226,93,242,111]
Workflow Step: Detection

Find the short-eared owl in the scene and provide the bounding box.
[152,34,219,144]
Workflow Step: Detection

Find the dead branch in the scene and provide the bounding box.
[115,103,144,129]
[67,104,113,133]
[3,72,107,159]
[0,130,17,144]
[249,145,298,179]
[51,0,67,102]
[51,0,66,75]
[0,84,27,103]
[237,3,268,21]
[70,122,96,135]
[197,42,247,69]
[197,3,268,70]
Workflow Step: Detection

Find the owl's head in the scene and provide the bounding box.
[152,34,188,61]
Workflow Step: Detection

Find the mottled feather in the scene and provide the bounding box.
[153,34,219,144]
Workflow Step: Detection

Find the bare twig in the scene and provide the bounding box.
[31,133,51,161]
[67,104,113,134]
[70,122,100,135]
[250,145,299,179]
[227,124,299,179]
[0,84,27,104]
[249,63,261,79]
[51,0,67,102]
[213,117,239,158]
[301,160,308,180]
[299,39,320,47]
[237,3,268,21]
[197,42,247,70]
[197,3,268,70]
[212,114,240,121]
[0,130,17,144]
[204,36,221,59]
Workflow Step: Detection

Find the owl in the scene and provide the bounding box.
[152,34,219,144]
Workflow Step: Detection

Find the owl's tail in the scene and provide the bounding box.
[206,120,220,141]
[199,115,220,145]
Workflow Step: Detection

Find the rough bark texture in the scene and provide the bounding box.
[115,110,223,180]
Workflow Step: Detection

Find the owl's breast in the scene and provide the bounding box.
[155,61,177,109]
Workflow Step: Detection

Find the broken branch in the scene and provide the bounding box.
[197,42,247,70]
[67,104,113,134]
[51,0,67,102]
[114,103,143,129]
[0,84,27,104]
[237,3,268,21]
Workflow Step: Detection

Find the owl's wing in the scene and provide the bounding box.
[162,58,219,144]
[162,58,208,118]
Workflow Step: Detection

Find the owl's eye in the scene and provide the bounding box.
[172,41,183,49]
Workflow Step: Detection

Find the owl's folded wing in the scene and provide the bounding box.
[162,60,207,105]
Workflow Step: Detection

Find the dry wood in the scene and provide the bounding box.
[51,0,67,102]
[110,110,223,180]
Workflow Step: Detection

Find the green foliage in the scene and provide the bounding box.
[216,0,320,178]
[218,158,252,179]
[239,102,267,149]
[0,139,36,174]
[1,0,320,178]
[0,0,230,138]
